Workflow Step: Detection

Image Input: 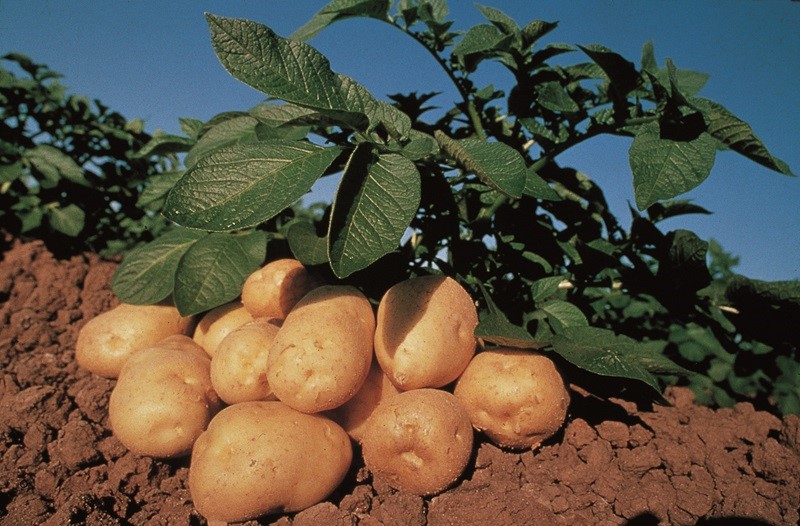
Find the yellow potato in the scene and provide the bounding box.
[108,345,221,458]
[151,334,209,361]
[361,388,473,496]
[374,275,478,390]
[192,301,252,357]
[241,258,322,320]
[267,285,375,413]
[76,301,194,378]
[189,401,352,522]
[210,318,282,405]
[453,348,570,449]
[325,360,401,442]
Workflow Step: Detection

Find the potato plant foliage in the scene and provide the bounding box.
[38,2,800,413]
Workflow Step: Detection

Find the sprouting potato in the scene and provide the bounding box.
[210,317,282,405]
[241,258,322,320]
[108,344,221,458]
[453,348,570,449]
[189,401,352,523]
[361,388,474,496]
[374,275,478,390]
[267,285,375,413]
[192,301,252,357]
[76,300,194,378]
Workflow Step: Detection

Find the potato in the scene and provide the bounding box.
[192,301,252,357]
[189,401,352,522]
[374,275,478,390]
[241,258,322,320]
[109,345,221,458]
[453,348,570,449]
[325,360,401,442]
[210,318,282,405]
[267,285,375,413]
[361,388,473,496]
[76,301,194,378]
[151,334,210,361]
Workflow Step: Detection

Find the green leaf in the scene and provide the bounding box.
[337,75,412,139]
[726,275,800,309]
[629,122,717,209]
[184,115,259,168]
[291,0,391,41]
[475,284,544,349]
[136,170,184,208]
[328,145,421,277]
[111,228,206,305]
[47,203,84,237]
[523,166,561,201]
[693,97,793,176]
[287,221,329,266]
[539,300,588,332]
[550,326,665,394]
[536,81,579,113]
[452,24,507,56]
[136,133,194,158]
[579,44,640,96]
[164,141,342,231]
[180,117,205,139]
[435,132,526,198]
[174,231,267,316]
[24,145,90,187]
[530,276,566,303]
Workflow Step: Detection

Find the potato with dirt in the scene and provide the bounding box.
[374,275,478,390]
[361,388,474,496]
[188,401,352,522]
[210,317,282,405]
[192,300,252,356]
[108,341,221,458]
[266,285,375,413]
[75,300,194,378]
[241,258,322,319]
[454,348,570,449]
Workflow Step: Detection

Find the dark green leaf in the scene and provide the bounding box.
[136,134,194,158]
[476,4,519,35]
[165,141,342,231]
[174,231,267,316]
[48,204,84,237]
[539,300,588,332]
[24,145,90,187]
[531,276,566,303]
[521,20,558,48]
[452,24,507,56]
[435,131,526,198]
[523,166,562,201]
[646,199,712,223]
[328,145,421,277]
[184,115,259,168]
[112,228,206,305]
[291,0,391,41]
[536,81,580,113]
[579,44,640,96]
[629,122,717,209]
[475,284,545,349]
[136,171,184,208]
[287,221,329,265]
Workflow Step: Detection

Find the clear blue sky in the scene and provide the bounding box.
[2,1,798,280]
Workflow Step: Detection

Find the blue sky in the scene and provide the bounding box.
[2,1,798,280]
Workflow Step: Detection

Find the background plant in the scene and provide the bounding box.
[106,1,796,414]
[0,53,175,256]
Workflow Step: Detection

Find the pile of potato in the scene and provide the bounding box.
[76,259,570,524]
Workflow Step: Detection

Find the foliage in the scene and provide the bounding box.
[0,53,174,256]
[114,1,797,413]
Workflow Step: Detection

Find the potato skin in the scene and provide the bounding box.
[189,401,352,522]
[361,388,473,496]
[267,285,375,413]
[108,346,221,458]
[325,360,401,442]
[76,301,194,378]
[192,301,252,357]
[210,318,282,405]
[374,275,478,390]
[453,348,570,449]
[241,258,322,319]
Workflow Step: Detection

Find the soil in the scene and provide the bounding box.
[1,238,799,526]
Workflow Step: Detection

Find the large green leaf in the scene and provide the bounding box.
[629,122,717,209]
[174,231,267,316]
[164,141,342,231]
[287,221,329,266]
[24,145,90,187]
[694,97,793,176]
[48,204,84,237]
[184,115,260,168]
[551,326,684,394]
[291,0,391,41]
[475,284,544,349]
[435,132,526,198]
[538,300,588,332]
[523,166,562,201]
[328,145,421,277]
[111,228,206,305]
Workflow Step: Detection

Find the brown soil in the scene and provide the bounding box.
[1,238,798,526]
